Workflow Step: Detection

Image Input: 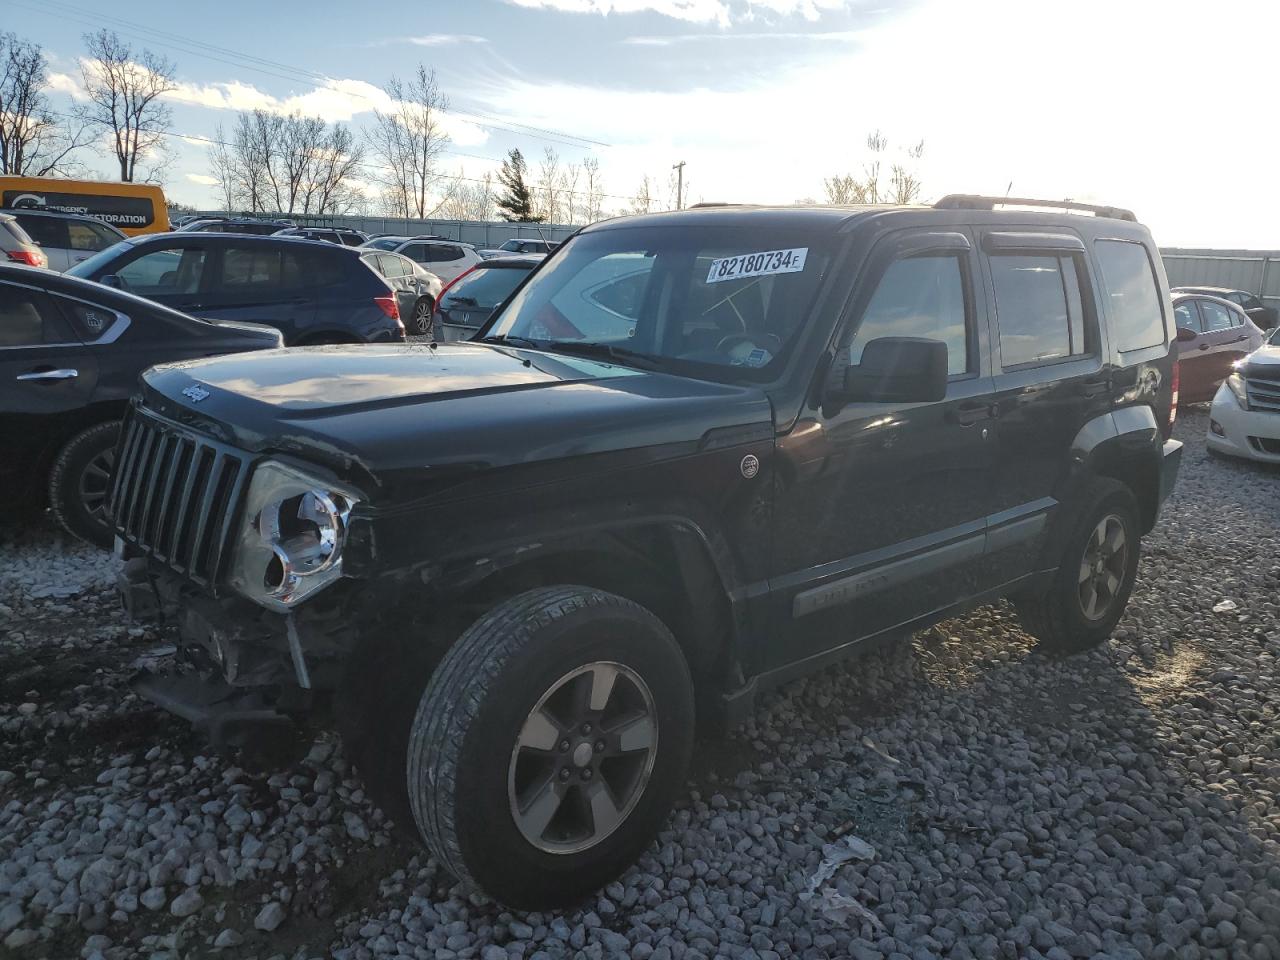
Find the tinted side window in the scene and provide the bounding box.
[379,255,406,278]
[16,215,67,248]
[1199,300,1234,332]
[67,221,115,252]
[429,244,465,262]
[1174,301,1202,333]
[116,247,206,295]
[850,255,971,376]
[220,246,322,291]
[0,284,74,345]
[400,243,428,263]
[991,254,1089,367]
[1095,239,1165,351]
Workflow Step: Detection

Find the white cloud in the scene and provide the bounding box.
[475,0,1280,247]
[503,0,732,26]
[185,173,219,185]
[623,28,860,43]
[407,34,490,46]
[45,71,85,99]
[180,135,212,148]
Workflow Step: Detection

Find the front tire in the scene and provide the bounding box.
[48,421,120,549]
[407,586,694,909]
[1015,478,1141,653]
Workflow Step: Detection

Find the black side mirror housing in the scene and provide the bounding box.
[1175,326,1197,342]
[836,337,948,403]
[100,274,121,289]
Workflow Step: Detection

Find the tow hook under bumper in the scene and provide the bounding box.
[131,671,299,757]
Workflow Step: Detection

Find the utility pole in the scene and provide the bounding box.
[672,160,686,210]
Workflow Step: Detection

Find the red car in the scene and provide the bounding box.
[1173,292,1265,404]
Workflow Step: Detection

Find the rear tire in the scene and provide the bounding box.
[1015,478,1140,654]
[48,421,120,550]
[407,586,694,910]
[411,298,435,337]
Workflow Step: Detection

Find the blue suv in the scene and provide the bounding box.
[68,233,404,345]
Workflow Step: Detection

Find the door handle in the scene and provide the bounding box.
[1198,343,1210,351]
[17,368,78,382]
[949,402,991,426]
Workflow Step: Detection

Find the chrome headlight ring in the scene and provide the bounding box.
[227,461,361,611]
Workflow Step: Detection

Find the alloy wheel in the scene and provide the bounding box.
[78,448,116,524]
[507,661,658,855]
[1078,513,1127,620]
[414,300,433,335]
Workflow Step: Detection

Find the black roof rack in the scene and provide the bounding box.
[933,194,1137,222]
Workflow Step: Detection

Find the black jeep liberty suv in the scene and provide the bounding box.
[111,195,1183,908]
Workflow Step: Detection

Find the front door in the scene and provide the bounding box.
[766,229,998,672]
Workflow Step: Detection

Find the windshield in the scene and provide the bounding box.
[66,239,135,278]
[445,264,532,308]
[366,238,402,251]
[499,239,523,251]
[484,225,833,379]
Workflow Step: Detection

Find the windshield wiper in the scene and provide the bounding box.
[478,334,541,348]
[545,341,664,370]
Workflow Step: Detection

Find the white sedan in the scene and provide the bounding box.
[1206,326,1280,463]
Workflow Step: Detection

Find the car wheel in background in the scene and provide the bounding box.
[411,297,434,336]
[407,586,694,909]
[48,421,120,550]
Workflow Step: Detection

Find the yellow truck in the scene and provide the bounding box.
[0,176,168,236]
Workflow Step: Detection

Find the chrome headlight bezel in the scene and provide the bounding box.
[227,460,362,612]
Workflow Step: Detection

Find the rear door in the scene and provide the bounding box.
[1196,299,1246,391]
[422,243,472,283]
[376,254,417,317]
[107,242,210,312]
[1173,299,1216,402]
[65,220,122,270]
[0,279,97,504]
[201,243,317,342]
[979,229,1110,583]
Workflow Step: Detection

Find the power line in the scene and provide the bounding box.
[16,0,611,150]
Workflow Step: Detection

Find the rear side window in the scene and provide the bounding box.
[429,244,465,262]
[0,284,74,345]
[850,255,971,376]
[991,254,1089,367]
[220,246,325,290]
[1095,240,1165,351]
[445,265,530,309]
[1199,300,1235,332]
[55,297,117,340]
[16,215,67,249]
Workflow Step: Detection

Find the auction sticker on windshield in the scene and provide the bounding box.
[706,248,808,284]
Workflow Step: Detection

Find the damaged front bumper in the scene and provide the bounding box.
[117,559,356,750]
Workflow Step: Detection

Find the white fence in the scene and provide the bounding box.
[1160,248,1280,302]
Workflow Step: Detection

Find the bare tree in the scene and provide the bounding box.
[440,169,496,221]
[630,175,655,215]
[824,131,925,206]
[561,162,581,225]
[582,156,604,223]
[366,65,450,219]
[536,147,563,224]
[304,124,366,215]
[79,29,176,182]
[207,123,238,211]
[0,33,92,176]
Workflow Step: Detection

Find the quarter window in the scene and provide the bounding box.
[850,255,971,376]
[220,247,311,290]
[1094,239,1166,351]
[991,254,1089,368]
[15,215,67,249]
[67,221,116,252]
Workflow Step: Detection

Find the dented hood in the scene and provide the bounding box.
[138,342,773,501]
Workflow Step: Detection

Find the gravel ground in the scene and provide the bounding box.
[1,407,1278,960]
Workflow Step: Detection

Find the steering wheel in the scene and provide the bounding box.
[716,332,782,355]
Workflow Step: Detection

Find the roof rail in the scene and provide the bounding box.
[688,202,738,208]
[933,194,1137,222]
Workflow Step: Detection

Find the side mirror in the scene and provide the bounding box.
[836,337,948,404]
[100,274,121,289]
[1175,326,1197,342]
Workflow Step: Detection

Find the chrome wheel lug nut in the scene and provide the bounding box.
[582,722,592,734]
[595,740,605,752]
[559,768,571,781]
[581,768,592,779]
[559,739,570,752]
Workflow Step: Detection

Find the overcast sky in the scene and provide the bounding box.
[8,0,1277,248]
